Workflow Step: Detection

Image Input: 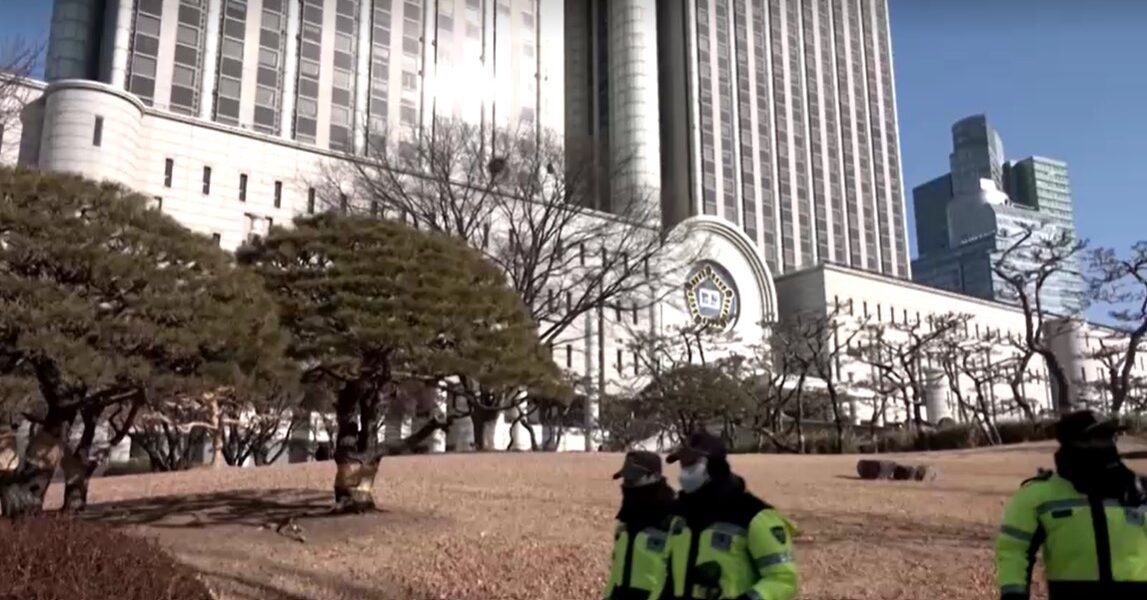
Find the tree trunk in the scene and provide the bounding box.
[0,425,17,472]
[794,392,806,455]
[333,454,381,513]
[470,406,498,451]
[1,422,67,518]
[332,379,385,513]
[209,395,225,468]
[827,387,845,453]
[62,405,102,513]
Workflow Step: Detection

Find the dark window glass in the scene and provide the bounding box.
[239,173,248,201]
[307,188,316,214]
[164,158,174,187]
[134,34,160,55]
[171,85,195,108]
[202,166,212,195]
[92,116,103,146]
[174,44,199,65]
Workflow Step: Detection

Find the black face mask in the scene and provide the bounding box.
[617,480,674,526]
[1055,445,1131,499]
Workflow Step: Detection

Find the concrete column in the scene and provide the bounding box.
[45,0,104,82]
[447,397,474,452]
[383,400,410,444]
[198,0,223,120]
[507,405,529,451]
[1045,317,1085,412]
[352,0,371,153]
[583,310,598,452]
[428,392,447,453]
[923,367,950,424]
[279,0,301,139]
[108,0,135,88]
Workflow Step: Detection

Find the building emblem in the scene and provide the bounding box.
[684,262,739,329]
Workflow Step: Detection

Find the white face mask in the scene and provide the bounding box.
[678,459,709,493]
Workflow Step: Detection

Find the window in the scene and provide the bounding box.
[339,192,348,213]
[274,181,282,208]
[164,158,174,187]
[565,345,572,368]
[307,187,316,213]
[239,173,248,202]
[211,232,222,245]
[202,166,212,195]
[616,349,623,372]
[632,305,639,325]
[92,116,103,146]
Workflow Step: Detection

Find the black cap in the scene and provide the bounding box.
[1055,409,1126,446]
[667,431,727,465]
[612,451,662,485]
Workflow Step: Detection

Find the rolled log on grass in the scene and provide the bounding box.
[912,465,940,482]
[856,459,897,480]
[892,464,916,480]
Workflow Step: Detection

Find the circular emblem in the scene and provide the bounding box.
[684,262,739,329]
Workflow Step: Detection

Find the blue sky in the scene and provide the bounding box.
[2,0,1144,257]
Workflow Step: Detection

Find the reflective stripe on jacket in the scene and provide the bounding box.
[606,521,672,600]
[667,510,798,600]
[996,472,1147,600]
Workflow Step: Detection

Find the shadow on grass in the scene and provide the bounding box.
[81,488,366,530]
[788,508,996,550]
[177,546,408,600]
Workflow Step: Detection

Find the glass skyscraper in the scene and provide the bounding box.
[912,115,1085,316]
[567,0,912,279]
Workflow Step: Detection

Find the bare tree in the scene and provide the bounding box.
[1087,241,1147,416]
[993,223,1087,413]
[932,329,1008,443]
[329,118,694,346]
[625,327,748,445]
[785,304,868,453]
[852,313,968,432]
[0,38,41,156]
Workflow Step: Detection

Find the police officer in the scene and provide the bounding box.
[665,431,798,600]
[996,409,1147,599]
[605,450,676,600]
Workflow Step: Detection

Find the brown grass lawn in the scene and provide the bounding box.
[48,442,1147,600]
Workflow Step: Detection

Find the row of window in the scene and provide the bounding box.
[160,156,284,210]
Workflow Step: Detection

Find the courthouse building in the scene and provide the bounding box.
[2,0,1141,457]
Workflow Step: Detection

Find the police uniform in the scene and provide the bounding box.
[605,451,675,600]
[996,410,1147,600]
[666,432,799,600]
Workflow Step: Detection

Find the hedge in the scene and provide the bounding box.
[0,515,213,600]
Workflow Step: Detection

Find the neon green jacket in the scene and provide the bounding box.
[667,478,798,600]
[996,470,1147,599]
[605,520,673,600]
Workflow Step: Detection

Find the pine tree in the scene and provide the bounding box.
[239,214,566,512]
[0,166,288,515]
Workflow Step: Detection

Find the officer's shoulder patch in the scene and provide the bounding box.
[1020,468,1054,487]
[770,525,787,544]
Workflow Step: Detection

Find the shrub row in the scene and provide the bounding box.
[0,515,213,600]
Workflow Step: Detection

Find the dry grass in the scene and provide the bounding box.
[44,441,1147,600]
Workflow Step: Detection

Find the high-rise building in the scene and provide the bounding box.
[567,0,912,279]
[1006,156,1075,232]
[42,0,560,156]
[19,0,562,250]
[948,114,1005,196]
[912,116,1084,316]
